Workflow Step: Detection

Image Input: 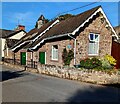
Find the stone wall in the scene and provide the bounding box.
[37,63,119,84]
[45,40,74,66]
[0,61,25,70]
[1,61,119,85]
[75,14,112,64]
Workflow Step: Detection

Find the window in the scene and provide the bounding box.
[88,33,99,55]
[52,45,58,60]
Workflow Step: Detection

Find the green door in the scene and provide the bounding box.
[21,52,26,65]
[39,52,45,64]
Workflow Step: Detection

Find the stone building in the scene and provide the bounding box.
[6,6,118,67]
[0,25,26,60]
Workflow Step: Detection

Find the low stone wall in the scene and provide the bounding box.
[0,61,38,73]
[0,61,25,70]
[1,61,119,85]
[38,63,120,84]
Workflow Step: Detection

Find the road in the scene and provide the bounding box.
[1,64,120,103]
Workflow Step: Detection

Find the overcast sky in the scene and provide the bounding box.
[1,1,119,32]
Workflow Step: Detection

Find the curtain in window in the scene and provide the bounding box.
[89,42,99,55]
[52,45,58,60]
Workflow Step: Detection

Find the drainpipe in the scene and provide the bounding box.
[68,34,76,65]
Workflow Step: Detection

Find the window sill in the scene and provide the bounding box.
[51,59,59,62]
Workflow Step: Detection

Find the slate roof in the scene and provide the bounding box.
[6,39,20,48]
[12,6,102,51]
[11,19,57,50]
[0,29,26,38]
[0,29,15,38]
[28,6,101,49]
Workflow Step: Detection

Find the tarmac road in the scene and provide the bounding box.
[1,64,120,103]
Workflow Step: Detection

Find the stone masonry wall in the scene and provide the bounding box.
[1,61,119,85]
[37,63,119,84]
[36,13,113,66]
[75,14,112,64]
[45,40,74,66]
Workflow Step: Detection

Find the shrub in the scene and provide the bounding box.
[80,57,102,69]
[81,58,92,69]
[90,57,102,68]
[62,48,68,65]
[100,58,113,69]
[80,55,116,70]
[104,54,117,66]
[99,54,117,69]
[62,48,74,66]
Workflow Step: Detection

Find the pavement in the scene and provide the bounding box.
[1,64,120,103]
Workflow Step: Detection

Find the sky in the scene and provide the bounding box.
[1,1,119,32]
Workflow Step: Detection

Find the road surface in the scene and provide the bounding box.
[1,64,120,103]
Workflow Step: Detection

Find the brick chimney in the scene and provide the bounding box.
[15,25,25,31]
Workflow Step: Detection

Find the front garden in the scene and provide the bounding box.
[79,54,117,71]
[62,48,118,71]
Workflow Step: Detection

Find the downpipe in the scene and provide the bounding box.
[68,34,76,65]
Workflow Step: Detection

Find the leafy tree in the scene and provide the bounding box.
[58,14,75,21]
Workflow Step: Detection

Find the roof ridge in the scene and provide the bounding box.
[75,5,101,17]
[56,5,101,25]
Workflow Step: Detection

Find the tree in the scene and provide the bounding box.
[58,14,75,21]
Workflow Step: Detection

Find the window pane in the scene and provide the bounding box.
[89,33,99,55]
[89,42,95,54]
[89,42,98,55]
[94,42,98,54]
[95,35,99,41]
[52,45,58,60]
[89,33,94,41]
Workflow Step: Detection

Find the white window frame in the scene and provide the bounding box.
[51,45,58,61]
[88,33,100,56]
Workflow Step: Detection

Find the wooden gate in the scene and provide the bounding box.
[111,41,120,69]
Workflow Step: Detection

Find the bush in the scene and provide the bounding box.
[80,55,116,70]
[62,48,74,66]
[99,54,117,69]
[100,58,113,69]
[80,57,102,69]
[82,58,92,69]
[90,57,102,68]
[104,54,117,66]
